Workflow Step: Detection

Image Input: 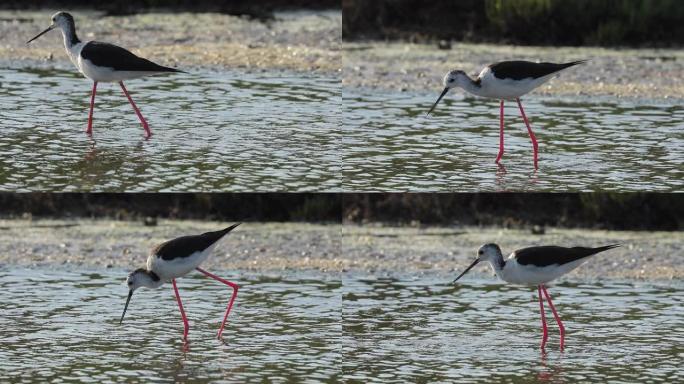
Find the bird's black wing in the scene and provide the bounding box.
[81,41,180,72]
[489,60,586,80]
[513,244,619,267]
[154,223,241,261]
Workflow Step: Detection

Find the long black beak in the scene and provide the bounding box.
[27,26,54,44]
[452,258,480,284]
[120,290,133,324]
[427,87,449,116]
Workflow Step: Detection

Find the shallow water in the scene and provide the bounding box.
[0,267,341,382]
[343,90,684,191]
[342,275,684,383]
[0,68,340,191]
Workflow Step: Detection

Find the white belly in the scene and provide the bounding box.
[476,69,555,100]
[78,57,154,82]
[498,258,587,285]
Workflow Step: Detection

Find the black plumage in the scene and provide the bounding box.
[81,41,181,72]
[489,60,586,81]
[514,244,619,267]
[154,223,241,261]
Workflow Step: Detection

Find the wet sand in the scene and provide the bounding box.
[0,10,340,74]
[341,224,684,280]
[1,219,680,281]
[344,42,684,99]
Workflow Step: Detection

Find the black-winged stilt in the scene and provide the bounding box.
[26,11,183,138]
[120,223,241,341]
[453,243,619,350]
[427,60,586,168]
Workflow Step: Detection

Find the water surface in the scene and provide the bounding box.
[0,68,340,191]
[0,267,341,382]
[343,90,684,191]
[342,275,684,383]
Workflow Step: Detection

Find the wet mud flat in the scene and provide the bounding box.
[0,9,341,74]
[0,219,342,273]
[344,41,684,99]
[341,224,684,280]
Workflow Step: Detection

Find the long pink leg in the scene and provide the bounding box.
[495,99,505,163]
[516,98,538,169]
[172,278,190,340]
[196,267,239,340]
[541,284,566,350]
[119,81,151,138]
[538,284,548,350]
[86,82,98,135]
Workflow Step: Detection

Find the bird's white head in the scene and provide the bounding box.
[476,243,504,265]
[443,70,471,90]
[27,11,77,45]
[50,12,76,31]
[125,268,161,292]
[120,268,162,324]
[427,69,472,116]
[452,243,504,284]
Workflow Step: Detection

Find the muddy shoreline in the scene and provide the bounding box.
[341,224,683,281]
[0,219,342,273]
[1,219,681,281]
[344,42,684,99]
[0,10,340,75]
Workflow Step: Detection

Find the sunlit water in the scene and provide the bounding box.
[342,275,684,383]
[0,267,341,382]
[0,67,340,191]
[343,90,684,191]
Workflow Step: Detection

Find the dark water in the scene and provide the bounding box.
[0,67,340,191]
[0,267,341,382]
[342,276,684,383]
[343,90,684,191]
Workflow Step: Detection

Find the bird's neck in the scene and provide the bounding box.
[458,75,484,97]
[59,24,81,49]
[142,270,164,288]
[486,254,506,277]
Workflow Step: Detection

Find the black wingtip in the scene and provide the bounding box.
[566,60,588,67]
[596,243,621,252]
[223,222,242,233]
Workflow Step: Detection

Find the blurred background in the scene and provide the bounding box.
[343,193,684,230]
[343,0,684,46]
[3,0,339,17]
[0,193,341,221]
[1,193,681,230]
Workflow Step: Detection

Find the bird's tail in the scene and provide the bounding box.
[593,243,621,253]
[221,222,242,235]
[562,60,588,68]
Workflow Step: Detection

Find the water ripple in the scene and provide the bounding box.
[0,68,341,192]
[0,267,341,382]
[341,276,684,383]
[343,90,684,191]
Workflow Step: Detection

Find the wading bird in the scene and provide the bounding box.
[427,60,586,168]
[27,11,183,138]
[453,243,619,350]
[120,223,241,341]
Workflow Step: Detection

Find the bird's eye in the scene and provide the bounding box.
[127,281,132,286]
[478,250,483,255]
[448,79,454,83]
